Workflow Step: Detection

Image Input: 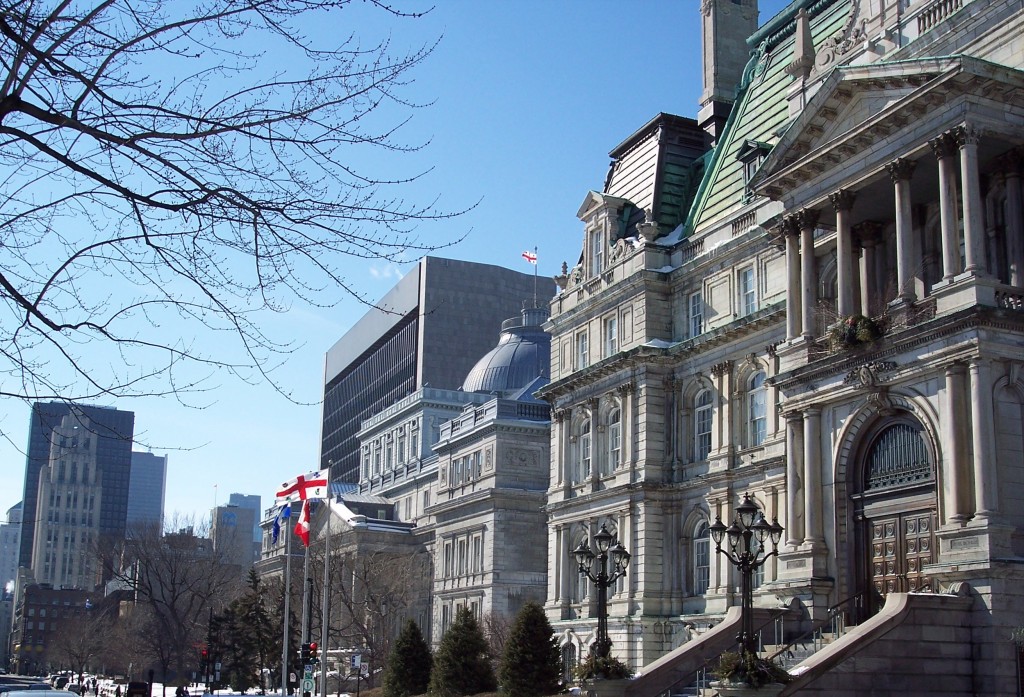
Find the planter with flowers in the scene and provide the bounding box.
[575,655,633,697]
[827,314,887,352]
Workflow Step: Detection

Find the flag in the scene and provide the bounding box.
[521,249,537,264]
[271,503,291,544]
[294,500,311,547]
[276,468,330,503]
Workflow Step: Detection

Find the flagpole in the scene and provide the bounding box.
[301,522,311,696]
[533,246,538,307]
[319,502,331,697]
[282,513,292,696]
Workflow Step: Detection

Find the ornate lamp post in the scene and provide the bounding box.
[573,524,631,661]
[709,494,784,656]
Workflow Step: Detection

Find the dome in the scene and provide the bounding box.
[461,307,550,396]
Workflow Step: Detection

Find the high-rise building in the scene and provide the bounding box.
[0,502,22,667]
[127,451,168,531]
[320,256,555,483]
[227,492,262,543]
[18,402,134,574]
[211,503,258,570]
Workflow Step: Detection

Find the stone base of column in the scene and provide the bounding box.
[777,336,816,374]
[932,273,1002,315]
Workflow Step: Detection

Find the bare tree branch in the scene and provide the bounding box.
[0,0,462,420]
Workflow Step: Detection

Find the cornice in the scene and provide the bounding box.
[773,305,1024,391]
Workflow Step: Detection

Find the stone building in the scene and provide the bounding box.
[539,0,1024,694]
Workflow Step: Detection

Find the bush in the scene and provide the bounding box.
[497,602,561,697]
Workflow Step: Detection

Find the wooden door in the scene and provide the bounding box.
[869,510,935,596]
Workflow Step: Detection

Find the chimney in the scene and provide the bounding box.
[698,0,759,145]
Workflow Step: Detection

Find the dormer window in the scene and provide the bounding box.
[589,226,604,276]
[736,139,773,190]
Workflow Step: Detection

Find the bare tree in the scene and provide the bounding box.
[103,517,245,689]
[0,0,461,413]
[48,612,109,685]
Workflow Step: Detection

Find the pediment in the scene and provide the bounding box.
[751,56,1024,199]
[577,190,631,221]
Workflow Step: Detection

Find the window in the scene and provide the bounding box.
[443,542,452,578]
[576,332,589,370]
[739,267,756,316]
[694,390,713,461]
[579,420,592,479]
[472,536,482,573]
[607,409,621,475]
[751,534,765,589]
[747,371,767,446]
[590,228,604,276]
[689,291,704,338]
[605,315,618,357]
[693,521,710,595]
[397,433,406,464]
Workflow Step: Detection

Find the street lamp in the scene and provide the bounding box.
[573,524,631,661]
[709,494,784,656]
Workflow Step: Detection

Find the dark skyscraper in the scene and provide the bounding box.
[127,451,168,530]
[18,402,135,571]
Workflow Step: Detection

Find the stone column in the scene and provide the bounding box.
[799,209,820,338]
[969,358,998,518]
[831,190,857,318]
[784,217,803,340]
[956,124,987,275]
[785,412,804,545]
[931,132,962,283]
[802,407,824,545]
[944,364,970,524]
[1002,150,1024,287]
[886,158,917,302]
[711,361,732,455]
[617,383,633,471]
[855,222,882,315]
[557,524,570,609]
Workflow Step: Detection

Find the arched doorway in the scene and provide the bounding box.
[852,418,938,615]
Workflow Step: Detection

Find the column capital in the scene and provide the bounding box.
[829,189,856,212]
[995,147,1024,176]
[781,214,802,237]
[886,157,917,182]
[954,123,981,148]
[711,360,732,377]
[853,220,884,244]
[796,207,820,231]
[784,409,804,424]
[929,132,958,160]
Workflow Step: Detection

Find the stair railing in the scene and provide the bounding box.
[766,591,869,664]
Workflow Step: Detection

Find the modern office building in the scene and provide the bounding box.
[18,402,135,572]
[211,503,258,570]
[227,492,262,543]
[320,256,555,483]
[126,451,168,531]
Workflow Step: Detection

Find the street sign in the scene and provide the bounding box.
[301,679,315,693]
[351,654,361,669]
[304,665,313,679]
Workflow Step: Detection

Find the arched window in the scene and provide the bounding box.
[606,408,621,475]
[865,422,934,490]
[694,390,713,461]
[747,371,767,447]
[692,520,710,595]
[561,644,577,683]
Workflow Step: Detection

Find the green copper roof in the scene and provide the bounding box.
[687,0,852,233]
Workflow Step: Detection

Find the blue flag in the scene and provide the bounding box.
[272,503,292,544]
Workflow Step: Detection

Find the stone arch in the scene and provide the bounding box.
[832,389,942,608]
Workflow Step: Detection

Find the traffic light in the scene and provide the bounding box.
[200,648,209,671]
[300,642,310,665]
[309,642,319,663]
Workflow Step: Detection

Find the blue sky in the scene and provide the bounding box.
[1,0,793,525]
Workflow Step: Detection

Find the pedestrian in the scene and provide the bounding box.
[115,687,121,697]
[175,687,184,697]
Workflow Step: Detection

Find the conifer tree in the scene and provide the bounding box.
[429,607,497,697]
[498,602,562,697]
[383,620,433,697]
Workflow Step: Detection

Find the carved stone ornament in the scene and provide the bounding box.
[711,360,732,377]
[843,360,898,386]
[867,388,897,416]
[816,1,867,71]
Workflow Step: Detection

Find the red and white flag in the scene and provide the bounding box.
[275,468,329,504]
[294,500,311,547]
[521,249,537,265]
